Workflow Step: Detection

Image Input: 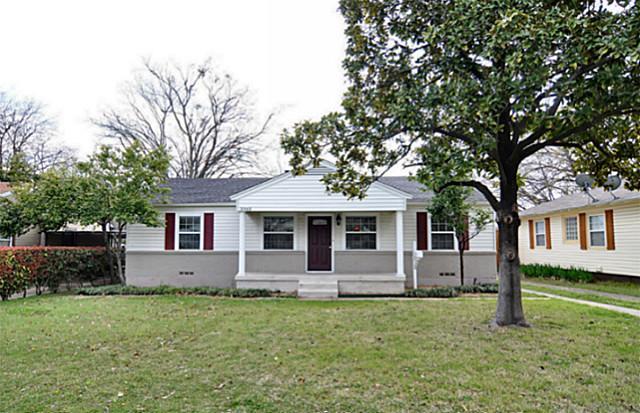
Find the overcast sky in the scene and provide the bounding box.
[0,0,347,166]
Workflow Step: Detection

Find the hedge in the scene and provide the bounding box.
[404,283,499,298]
[520,263,593,283]
[0,247,110,300]
[76,285,279,298]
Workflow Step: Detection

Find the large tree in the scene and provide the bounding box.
[94,59,273,178]
[282,0,640,326]
[0,91,75,180]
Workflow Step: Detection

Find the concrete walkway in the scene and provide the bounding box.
[522,288,640,318]
[523,281,640,303]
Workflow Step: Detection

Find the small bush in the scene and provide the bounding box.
[0,251,31,300]
[521,264,593,283]
[76,285,279,298]
[457,283,499,294]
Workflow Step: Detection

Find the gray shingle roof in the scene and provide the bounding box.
[164,178,270,204]
[521,187,640,217]
[163,176,489,204]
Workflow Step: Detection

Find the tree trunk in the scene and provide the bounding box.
[101,221,116,284]
[114,225,126,284]
[493,207,528,327]
[458,240,465,286]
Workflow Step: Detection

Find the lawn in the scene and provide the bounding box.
[524,284,640,311]
[1,295,639,413]
[524,277,640,298]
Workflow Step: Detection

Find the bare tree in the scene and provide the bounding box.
[0,92,75,180]
[94,59,273,178]
[519,147,577,207]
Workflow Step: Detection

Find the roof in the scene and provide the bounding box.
[521,187,640,217]
[164,176,488,204]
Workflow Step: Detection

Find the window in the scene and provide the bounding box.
[431,219,455,250]
[534,221,546,247]
[0,237,11,247]
[589,214,605,247]
[178,215,201,250]
[564,217,578,241]
[346,216,377,250]
[263,216,294,249]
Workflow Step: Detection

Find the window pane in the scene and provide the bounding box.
[589,215,604,231]
[346,233,376,249]
[565,217,578,240]
[179,234,200,250]
[431,221,453,232]
[346,216,376,232]
[264,217,294,233]
[432,233,455,250]
[179,216,201,232]
[264,233,294,249]
[590,231,605,247]
[535,221,545,234]
[536,234,546,246]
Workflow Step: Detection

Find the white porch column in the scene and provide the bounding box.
[238,211,246,275]
[395,210,404,276]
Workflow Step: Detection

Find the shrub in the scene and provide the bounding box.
[456,283,499,294]
[403,283,499,298]
[0,251,31,300]
[521,264,593,283]
[0,247,110,299]
[76,285,279,298]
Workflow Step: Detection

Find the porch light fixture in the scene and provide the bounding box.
[336,214,342,226]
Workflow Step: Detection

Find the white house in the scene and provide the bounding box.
[126,162,497,297]
[519,187,640,279]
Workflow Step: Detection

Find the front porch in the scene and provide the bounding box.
[236,272,405,298]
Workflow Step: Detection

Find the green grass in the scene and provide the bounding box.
[524,277,640,298]
[1,295,639,412]
[524,284,640,311]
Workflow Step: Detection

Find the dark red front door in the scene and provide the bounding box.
[308,216,332,271]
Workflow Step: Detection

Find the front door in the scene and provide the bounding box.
[307,216,332,271]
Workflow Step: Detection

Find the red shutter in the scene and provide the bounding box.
[528,220,534,249]
[417,212,428,250]
[579,213,587,250]
[605,209,615,250]
[463,215,470,251]
[204,213,214,250]
[544,217,552,249]
[164,213,175,250]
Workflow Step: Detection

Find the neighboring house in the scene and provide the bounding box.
[126,161,497,297]
[0,182,107,247]
[519,187,640,279]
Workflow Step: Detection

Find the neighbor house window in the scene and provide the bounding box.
[178,215,201,250]
[564,216,578,241]
[345,216,377,250]
[263,216,294,249]
[431,219,455,250]
[589,214,605,247]
[534,221,546,247]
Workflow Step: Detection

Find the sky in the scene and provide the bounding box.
[0,0,348,169]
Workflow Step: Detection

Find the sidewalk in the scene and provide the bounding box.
[522,288,640,318]
[523,281,640,303]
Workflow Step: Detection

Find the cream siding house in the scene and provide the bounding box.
[126,162,497,297]
[518,187,640,278]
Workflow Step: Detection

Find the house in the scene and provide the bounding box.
[519,187,640,279]
[126,162,497,297]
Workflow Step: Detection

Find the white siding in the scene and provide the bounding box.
[127,206,238,252]
[234,174,408,212]
[403,204,495,252]
[518,202,640,277]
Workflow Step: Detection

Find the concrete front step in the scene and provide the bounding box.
[298,279,338,299]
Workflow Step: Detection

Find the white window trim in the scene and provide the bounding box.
[428,214,458,251]
[533,220,546,248]
[261,214,296,251]
[343,213,379,251]
[563,216,579,242]
[175,213,204,251]
[588,213,606,248]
